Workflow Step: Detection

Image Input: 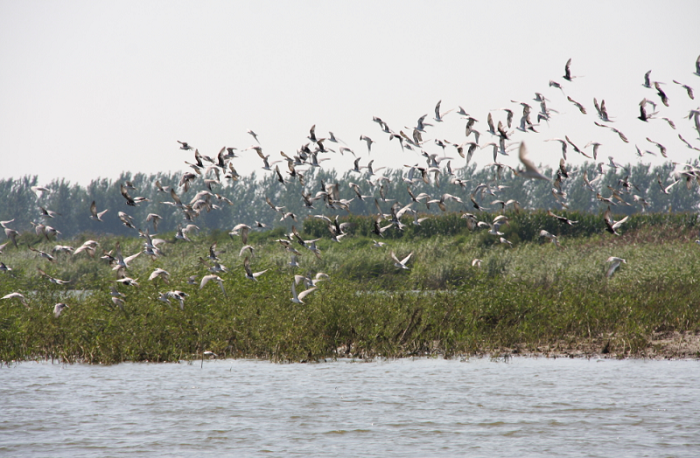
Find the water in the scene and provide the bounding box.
[1,357,699,457]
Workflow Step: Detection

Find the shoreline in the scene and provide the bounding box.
[478,330,700,361]
[4,331,698,365]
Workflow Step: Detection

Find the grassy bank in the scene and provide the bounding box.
[1,212,700,363]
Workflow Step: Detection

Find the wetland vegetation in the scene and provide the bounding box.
[2,211,700,364]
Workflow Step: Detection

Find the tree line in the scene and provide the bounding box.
[1,159,697,240]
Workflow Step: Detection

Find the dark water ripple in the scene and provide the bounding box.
[1,358,699,457]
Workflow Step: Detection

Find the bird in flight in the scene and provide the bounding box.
[391,251,413,270]
[90,201,109,222]
[177,140,192,150]
[291,280,316,304]
[603,207,629,236]
[515,142,549,181]
[606,257,626,278]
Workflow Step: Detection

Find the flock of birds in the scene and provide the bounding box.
[2,56,700,317]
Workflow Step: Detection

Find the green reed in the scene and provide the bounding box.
[1,213,700,363]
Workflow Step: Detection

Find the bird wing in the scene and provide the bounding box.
[518,142,548,180]
[200,275,215,289]
[291,281,300,301]
[612,216,629,230]
[297,286,317,301]
[243,256,253,276]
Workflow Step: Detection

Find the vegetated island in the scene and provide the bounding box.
[2,211,700,364]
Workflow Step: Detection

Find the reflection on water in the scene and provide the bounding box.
[1,358,699,457]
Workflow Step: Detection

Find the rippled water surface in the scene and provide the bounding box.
[2,358,699,457]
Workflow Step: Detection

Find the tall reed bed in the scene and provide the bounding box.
[1,214,699,363]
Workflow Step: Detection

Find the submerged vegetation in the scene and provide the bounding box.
[2,212,700,364]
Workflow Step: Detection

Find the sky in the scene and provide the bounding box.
[1,1,699,186]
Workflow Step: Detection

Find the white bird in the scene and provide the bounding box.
[433,100,453,122]
[328,131,345,144]
[29,247,54,262]
[539,230,560,246]
[391,251,413,270]
[111,297,125,309]
[146,213,162,232]
[606,257,626,278]
[288,255,300,267]
[73,240,99,257]
[239,245,254,257]
[294,272,329,288]
[200,274,225,294]
[167,290,188,310]
[113,242,141,272]
[499,237,514,247]
[515,142,549,181]
[158,292,171,304]
[116,277,139,287]
[37,267,70,284]
[243,256,267,281]
[31,186,51,198]
[291,280,316,305]
[2,292,28,307]
[39,206,60,219]
[53,303,69,318]
[372,239,386,248]
[359,135,374,154]
[177,140,193,150]
[148,268,170,283]
[247,129,260,144]
[411,210,429,226]
[603,207,629,236]
[230,223,251,245]
[52,245,74,255]
[4,227,19,247]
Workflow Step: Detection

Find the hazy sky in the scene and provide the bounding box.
[1,1,699,186]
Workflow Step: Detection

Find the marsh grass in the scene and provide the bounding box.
[1,213,700,363]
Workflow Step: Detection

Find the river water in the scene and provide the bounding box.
[1,357,699,457]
